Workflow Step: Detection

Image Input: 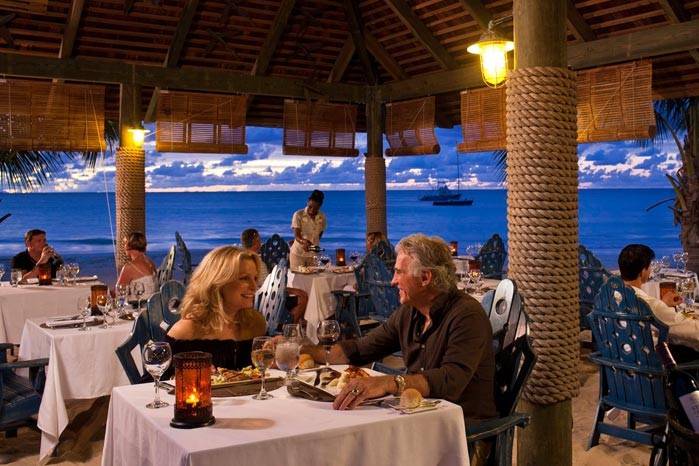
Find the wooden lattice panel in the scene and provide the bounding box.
[282,100,358,157]
[156,91,248,154]
[385,96,440,156]
[0,79,105,152]
[457,87,506,153]
[577,61,655,143]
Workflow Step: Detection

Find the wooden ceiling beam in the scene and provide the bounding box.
[566,0,595,41]
[58,0,85,59]
[0,53,367,103]
[343,0,378,85]
[365,31,406,81]
[251,0,295,76]
[327,37,354,83]
[384,0,458,70]
[456,0,491,31]
[656,0,699,64]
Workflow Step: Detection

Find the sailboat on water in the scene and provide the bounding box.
[432,153,473,206]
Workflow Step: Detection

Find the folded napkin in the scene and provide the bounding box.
[75,275,99,282]
[287,379,336,402]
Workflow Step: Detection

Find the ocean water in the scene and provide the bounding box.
[0,189,681,284]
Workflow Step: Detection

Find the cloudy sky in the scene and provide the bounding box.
[36,125,682,192]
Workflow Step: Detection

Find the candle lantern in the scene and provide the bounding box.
[90,285,108,313]
[449,241,458,257]
[37,263,52,285]
[467,258,481,273]
[335,248,346,266]
[171,351,215,429]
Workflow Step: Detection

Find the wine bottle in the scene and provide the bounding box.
[656,342,699,433]
[308,245,324,253]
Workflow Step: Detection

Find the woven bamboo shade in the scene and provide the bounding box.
[577,60,655,142]
[0,79,105,151]
[0,0,47,13]
[156,91,248,154]
[384,96,440,156]
[457,87,506,153]
[282,100,358,157]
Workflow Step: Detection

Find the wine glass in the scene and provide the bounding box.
[142,341,172,409]
[317,319,340,368]
[661,256,672,270]
[0,264,4,284]
[69,262,80,285]
[116,284,129,317]
[275,337,300,385]
[469,270,483,292]
[319,254,331,270]
[96,295,112,328]
[349,251,360,266]
[78,296,91,331]
[10,268,22,287]
[673,251,685,272]
[251,336,275,400]
[283,323,304,340]
[133,281,146,313]
[680,278,696,307]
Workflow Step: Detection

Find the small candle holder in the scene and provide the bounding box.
[170,351,215,429]
[467,258,481,273]
[37,263,52,285]
[449,241,458,257]
[90,285,108,314]
[335,248,346,266]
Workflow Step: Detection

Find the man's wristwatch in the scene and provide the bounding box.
[394,375,406,396]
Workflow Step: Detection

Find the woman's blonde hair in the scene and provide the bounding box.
[366,231,387,252]
[179,246,261,336]
[396,234,456,293]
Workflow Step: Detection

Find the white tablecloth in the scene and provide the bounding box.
[288,270,357,342]
[0,283,94,343]
[18,316,134,461]
[101,373,469,466]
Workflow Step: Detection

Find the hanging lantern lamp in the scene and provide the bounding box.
[128,121,150,148]
[467,20,514,88]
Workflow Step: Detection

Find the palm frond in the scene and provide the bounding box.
[81,119,119,169]
[492,149,507,182]
[0,150,74,191]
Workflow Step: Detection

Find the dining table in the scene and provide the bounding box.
[18,314,134,461]
[0,278,100,344]
[101,367,470,466]
[641,268,699,300]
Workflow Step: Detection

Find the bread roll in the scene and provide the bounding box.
[298,354,315,369]
[400,388,423,409]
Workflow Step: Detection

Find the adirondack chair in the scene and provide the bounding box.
[158,280,185,332]
[174,231,193,285]
[587,276,669,451]
[144,289,168,341]
[0,343,48,447]
[468,279,535,466]
[363,253,400,321]
[477,234,507,279]
[156,245,176,287]
[369,238,397,273]
[579,245,611,331]
[115,311,153,384]
[255,258,292,335]
[260,234,290,272]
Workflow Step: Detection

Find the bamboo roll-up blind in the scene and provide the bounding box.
[156,91,248,154]
[282,100,359,157]
[577,60,655,142]
[0,79,105,151]
[385,96,440,156]
[457,87,506,153]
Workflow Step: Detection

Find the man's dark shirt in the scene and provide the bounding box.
[340,287,497,424]
[11,250,64,278]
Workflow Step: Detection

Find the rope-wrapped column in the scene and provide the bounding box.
[364,155,387,236]
[506,67,580,405]
[115,146,145,268]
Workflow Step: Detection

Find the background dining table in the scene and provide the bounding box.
[18,315,135,461]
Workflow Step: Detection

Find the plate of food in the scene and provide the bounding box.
[211,366,264,388]
[294,265,322,274]
[292,366,371,398]
[331,266,354,274]
[381,389,442,414]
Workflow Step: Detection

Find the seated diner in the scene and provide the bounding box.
[116,232,157,299]
[12,228,64,280]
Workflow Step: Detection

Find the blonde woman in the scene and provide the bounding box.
[117,232,157,300]
[166,246,267,370]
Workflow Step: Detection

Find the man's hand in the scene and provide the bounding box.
[332,376,393,411]
[662,290,683,307]
[38,246,55,265]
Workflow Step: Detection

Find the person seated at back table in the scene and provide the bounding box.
[619,244,699,361]
[12,229,64,281]
[302,234,497,427]
[366,230,396,270]
[166,246,267,370]
[241,228,269,287]
[117,232,157,300]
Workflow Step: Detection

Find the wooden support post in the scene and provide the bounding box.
[364,87,387,237]
[511,1,576,466]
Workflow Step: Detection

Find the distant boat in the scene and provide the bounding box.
[433,199,474,206]
[430,153,473,206]
[419,184,461,202]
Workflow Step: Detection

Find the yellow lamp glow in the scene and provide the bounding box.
[467,30,514,88]
[127,123,149,147]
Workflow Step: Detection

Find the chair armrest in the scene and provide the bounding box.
[589,352,665,375]
[466,413,531,442]
[0,343,17,351]
[0,358,49,370]
[677,361,699,371]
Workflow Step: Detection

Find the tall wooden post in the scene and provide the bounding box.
[364,86,388,237]
[115,83,146,268]
[509,1,579,466]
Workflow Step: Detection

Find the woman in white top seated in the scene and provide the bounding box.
[117,232,157,300]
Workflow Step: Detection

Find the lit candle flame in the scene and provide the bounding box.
[185,389,200,407]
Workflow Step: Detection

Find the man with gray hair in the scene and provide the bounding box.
[304,233,496,426]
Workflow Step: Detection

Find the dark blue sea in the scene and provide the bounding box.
[0,189,680,284]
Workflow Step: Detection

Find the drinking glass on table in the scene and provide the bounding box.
[116,284,129,316]
[673,251,686,272]
[275,337,301,385]
[142,341,172,409]
[283,323,304,340]
[349,251,360,267]
[68,262,80,285]
[0,264,4,284]
[96,295,112,328]
[680,278,696,308]
[317,319,340,368]
[78,296,91,331]
[251,336,275,400]
[319,254,331,270]
[133,281,146,313]
[10,268,22,287]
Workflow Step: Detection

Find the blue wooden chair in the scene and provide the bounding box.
[478,234,507,279]
[468,279,535,466]
[369,238,396,273]
[363,253,400,322]
[158,280,185,333]
[174,231,193,285]
[255,258,292,335]
[579,245,611,331]
[115,311,153,385]
[0,343,48,445]
[260,234,290,272]
[156,245,176,287]
[144,289,168,341]
[587,276,669,451]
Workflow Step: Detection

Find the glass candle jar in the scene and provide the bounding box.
[37,263,52,285]
[335,248,346,266]
[171,351,215,428]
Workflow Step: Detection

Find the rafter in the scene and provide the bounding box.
[566,0,595,42]
[384,0,458,70]
[656,0,699,64]
[252,0,295,76]
[456,0,491,31]
[327,38,354,83]
[343,0,378,85]
[365,31,406,81]
[59,0,85,59]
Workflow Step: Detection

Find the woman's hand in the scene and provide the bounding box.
[662,290,683,307]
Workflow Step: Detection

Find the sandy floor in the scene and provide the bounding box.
[0,350,654,465]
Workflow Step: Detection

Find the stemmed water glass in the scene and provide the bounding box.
[68,262,80,285]
[133,281,146,313]
[679,278,696,308]
[142,341,172,409]
[251,336,275,400]
[116,284,129,317]
[77,296,91,331]
[0,264,5,284]
[661,256,672,270]
[317,319,340,368]
[275,337,301,385]
[673,251,686,272]
[97,295,113,328]
[283,323,304,340]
